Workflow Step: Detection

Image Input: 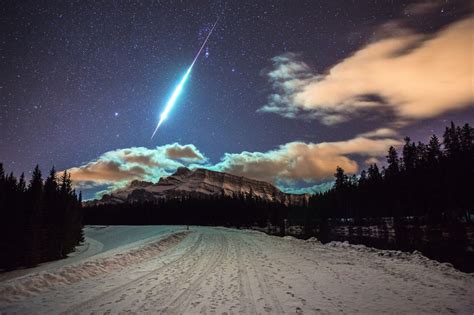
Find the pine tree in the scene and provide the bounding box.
[60,170,72,195]
[29,165,43,201]
[402,137,417,171]
[44,167,57,193]
[26,165,43,266]
[415,142,427,168]
[0,163,4,208]
[367,164,382,183]
[18,173,26,193]
[334,166,347,191]
[426,135,442,164]
[43,167,60,259]
[443,121,461,157]
[460,123,474,153]
[358,170,367,186]
[386,146,400,178]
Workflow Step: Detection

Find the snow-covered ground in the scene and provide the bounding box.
[0,225,187,282]
[0,226,473,314]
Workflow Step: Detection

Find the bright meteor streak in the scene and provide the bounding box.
[151,18,219,139]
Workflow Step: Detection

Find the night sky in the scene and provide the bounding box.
[2,0,473,199]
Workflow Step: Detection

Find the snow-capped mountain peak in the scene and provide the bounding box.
[87,167,307,206]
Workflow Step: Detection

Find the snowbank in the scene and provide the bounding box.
[323,240,473,275]
[305,236,320,243]
[0,231,190,303]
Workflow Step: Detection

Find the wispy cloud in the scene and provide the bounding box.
[357,128,399,139]
[404,0,445,16]
[260,17,474,127]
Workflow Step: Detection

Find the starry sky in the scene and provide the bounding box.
[1,0,473,199]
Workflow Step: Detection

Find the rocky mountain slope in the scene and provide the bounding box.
[86,167,307,206]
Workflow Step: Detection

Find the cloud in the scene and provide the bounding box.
[404,1,444,16]
[67,143,206,190]
[260,17,474,126]
[165,143,205,161]
[357,128,399,138]
[260,53,313,119]
[67,137,401,198]
[281,181,334,195]
[68,160,147,183]
[212,137,401,184]
[364,157,380,165]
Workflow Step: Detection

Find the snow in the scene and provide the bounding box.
[91,168,308,206]
[1,226,473,314]
[0,225,186,283]
[306,236,320,243]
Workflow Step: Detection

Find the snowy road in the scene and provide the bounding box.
[1,226,473,314]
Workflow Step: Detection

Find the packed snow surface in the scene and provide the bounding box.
[1,226,473,314]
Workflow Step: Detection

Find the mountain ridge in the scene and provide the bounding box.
[85,167,308,206]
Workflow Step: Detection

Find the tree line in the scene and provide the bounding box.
[0,165,83,270]
[85,192,295,230]
[307,122,473,225]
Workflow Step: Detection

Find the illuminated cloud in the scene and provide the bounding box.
[357,128,399,138]
[212,137,401,184]
[165,143,205,161]
[260,17,474,126]
[68,160,147,183]
[364,157,380,165]
[67,137,401,198]
[67,143,206,189]
[282,181,334,195]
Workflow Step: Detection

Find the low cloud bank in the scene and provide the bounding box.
[67,143,206,194]
[67,137,400,198]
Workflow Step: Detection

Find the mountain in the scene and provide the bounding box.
[86,167,308,206]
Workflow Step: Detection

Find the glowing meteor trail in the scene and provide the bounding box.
[151,18,219,139]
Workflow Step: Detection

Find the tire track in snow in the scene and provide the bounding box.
[240,233,285,314]
[133,232,222,313]
[234,234,258,314]
[99,230,224,313]
[159,232,229,313]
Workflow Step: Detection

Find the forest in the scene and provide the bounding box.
[303,122,473,226]
[84,192,293,228]
[0,167,83,270]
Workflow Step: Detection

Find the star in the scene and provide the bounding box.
[1,0,472,201]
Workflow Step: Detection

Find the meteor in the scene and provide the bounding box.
[151,18,219,139]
